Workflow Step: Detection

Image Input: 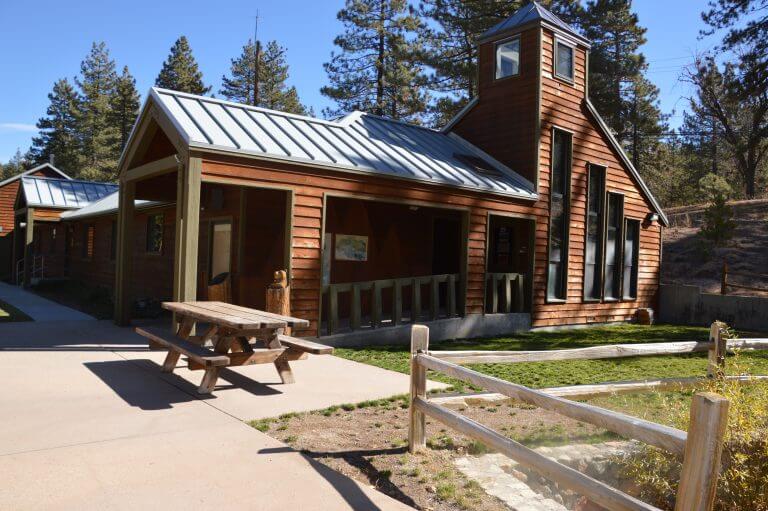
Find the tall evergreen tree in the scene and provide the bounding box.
[76,42,120,181]
[220,40,309,115]
[321,0,428,123]
[418,0,584,127]
[110,66,140,152]
[0,150,32,181]
[581,0,666,170]
[155,36,211,95]
[29,78,82,173]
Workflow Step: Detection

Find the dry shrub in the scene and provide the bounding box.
[621,353,768,510]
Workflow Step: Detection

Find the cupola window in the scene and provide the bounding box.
[495,37,520,79]
[555,40,574,81]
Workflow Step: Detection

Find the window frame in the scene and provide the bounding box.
[546,127,573,303]
[622,218,641,301]
[582,164,607,302]
[207,217,234,281]
[145,213,164,255]
[494,35,522,81]
[602,192,625,302]
[554,38,575,83]
[82,224,95,260]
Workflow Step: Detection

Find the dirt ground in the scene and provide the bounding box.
[250,395,617,511]
[662,206,768,295]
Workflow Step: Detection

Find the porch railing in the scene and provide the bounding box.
[16,255,44,285]
[324,273,460,335]
[485,272,525,313]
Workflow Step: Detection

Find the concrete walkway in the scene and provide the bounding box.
[0,320,437,510]
[0,281,94,321]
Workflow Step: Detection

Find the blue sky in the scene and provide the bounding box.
[0,0,720,162]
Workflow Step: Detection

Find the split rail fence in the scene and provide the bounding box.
[408,322,768,511]
[720,261,768,295]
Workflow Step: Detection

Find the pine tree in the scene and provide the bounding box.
[29,78,82,173]
[220,40,309,115]
[582,1,656,140]
[322,0,428,123]
[76,42,120,181]
[155,36,211,95]
[0,150,31,180]
[418,0,584,127]
[110,66,140,152]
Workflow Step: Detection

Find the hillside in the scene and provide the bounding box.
[662,199,768,295]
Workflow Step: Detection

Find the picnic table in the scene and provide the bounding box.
[135,301,333,394]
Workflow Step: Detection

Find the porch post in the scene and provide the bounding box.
[23,208,34,288]
[172,156,201,307]
[114,180,135,325]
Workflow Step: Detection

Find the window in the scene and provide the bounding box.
[82,225,95,260]
[146,214,164,254]
[49,227,57,254]
[495,37,520,79]
[603,193,624,300]
[110,220,117,261]
[547,129,572,301]
[208,220,232,280]
[555,40,574,81]
[623,219,640,300]
[584,165,605,300]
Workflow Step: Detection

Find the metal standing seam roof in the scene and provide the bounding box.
[20,177,118,209]
[478,1,590,46]
[149,88,537,200]
[0,163,71,188]
[60,191,164,220]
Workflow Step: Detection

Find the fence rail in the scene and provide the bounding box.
[485,272,525,313]
[405,321,768,511]
[721,261,768,294]
[324,273,459,335]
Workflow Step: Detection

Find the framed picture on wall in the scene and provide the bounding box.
[335,234,368,261]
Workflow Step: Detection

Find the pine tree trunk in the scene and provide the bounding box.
[375,1,386,117]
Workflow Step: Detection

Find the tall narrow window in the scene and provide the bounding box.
[623,219,640,300]
[555,40,574,81]
[603,193,624,300]
[547,129,572,301]
[495,37,520,79]
[82,225,95,260]
[584,165,605,300]
[146,214,164,254]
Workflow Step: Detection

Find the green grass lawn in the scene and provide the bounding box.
[0,298,32,322]
[334,324,768,391]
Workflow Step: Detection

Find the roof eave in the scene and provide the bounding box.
[476,19,591,48]
[187,142,539,203]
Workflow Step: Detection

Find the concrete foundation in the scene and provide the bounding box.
[318,313,531,347]
[659,283,768,332]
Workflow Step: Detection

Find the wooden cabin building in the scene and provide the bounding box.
[0,163,70,281]
[74,3,664,341]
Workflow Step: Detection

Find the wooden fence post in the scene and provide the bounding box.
[409,324,429,453]
[266,270,290,334]
[675,392,729,511]
[707,321,727,378]
[720,261,728,295]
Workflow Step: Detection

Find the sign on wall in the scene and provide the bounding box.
[335,234,368,262]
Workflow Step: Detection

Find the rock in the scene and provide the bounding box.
[425,485,436,494]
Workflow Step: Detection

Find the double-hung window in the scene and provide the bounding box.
[547,129,572,301]
[603,193,624,300]
[584,165,605,300]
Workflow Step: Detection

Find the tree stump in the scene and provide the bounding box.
[266,270,291,335]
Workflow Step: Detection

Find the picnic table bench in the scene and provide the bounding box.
[135,301,333,394]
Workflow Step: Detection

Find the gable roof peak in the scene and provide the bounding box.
[478,1,590,47]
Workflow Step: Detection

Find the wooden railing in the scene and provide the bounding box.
[721,261,768,294]
[485,272,525,313]
[324,273,459,335]
[407,321,768,511]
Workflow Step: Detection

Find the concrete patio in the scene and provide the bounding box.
[0,319,443,510]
